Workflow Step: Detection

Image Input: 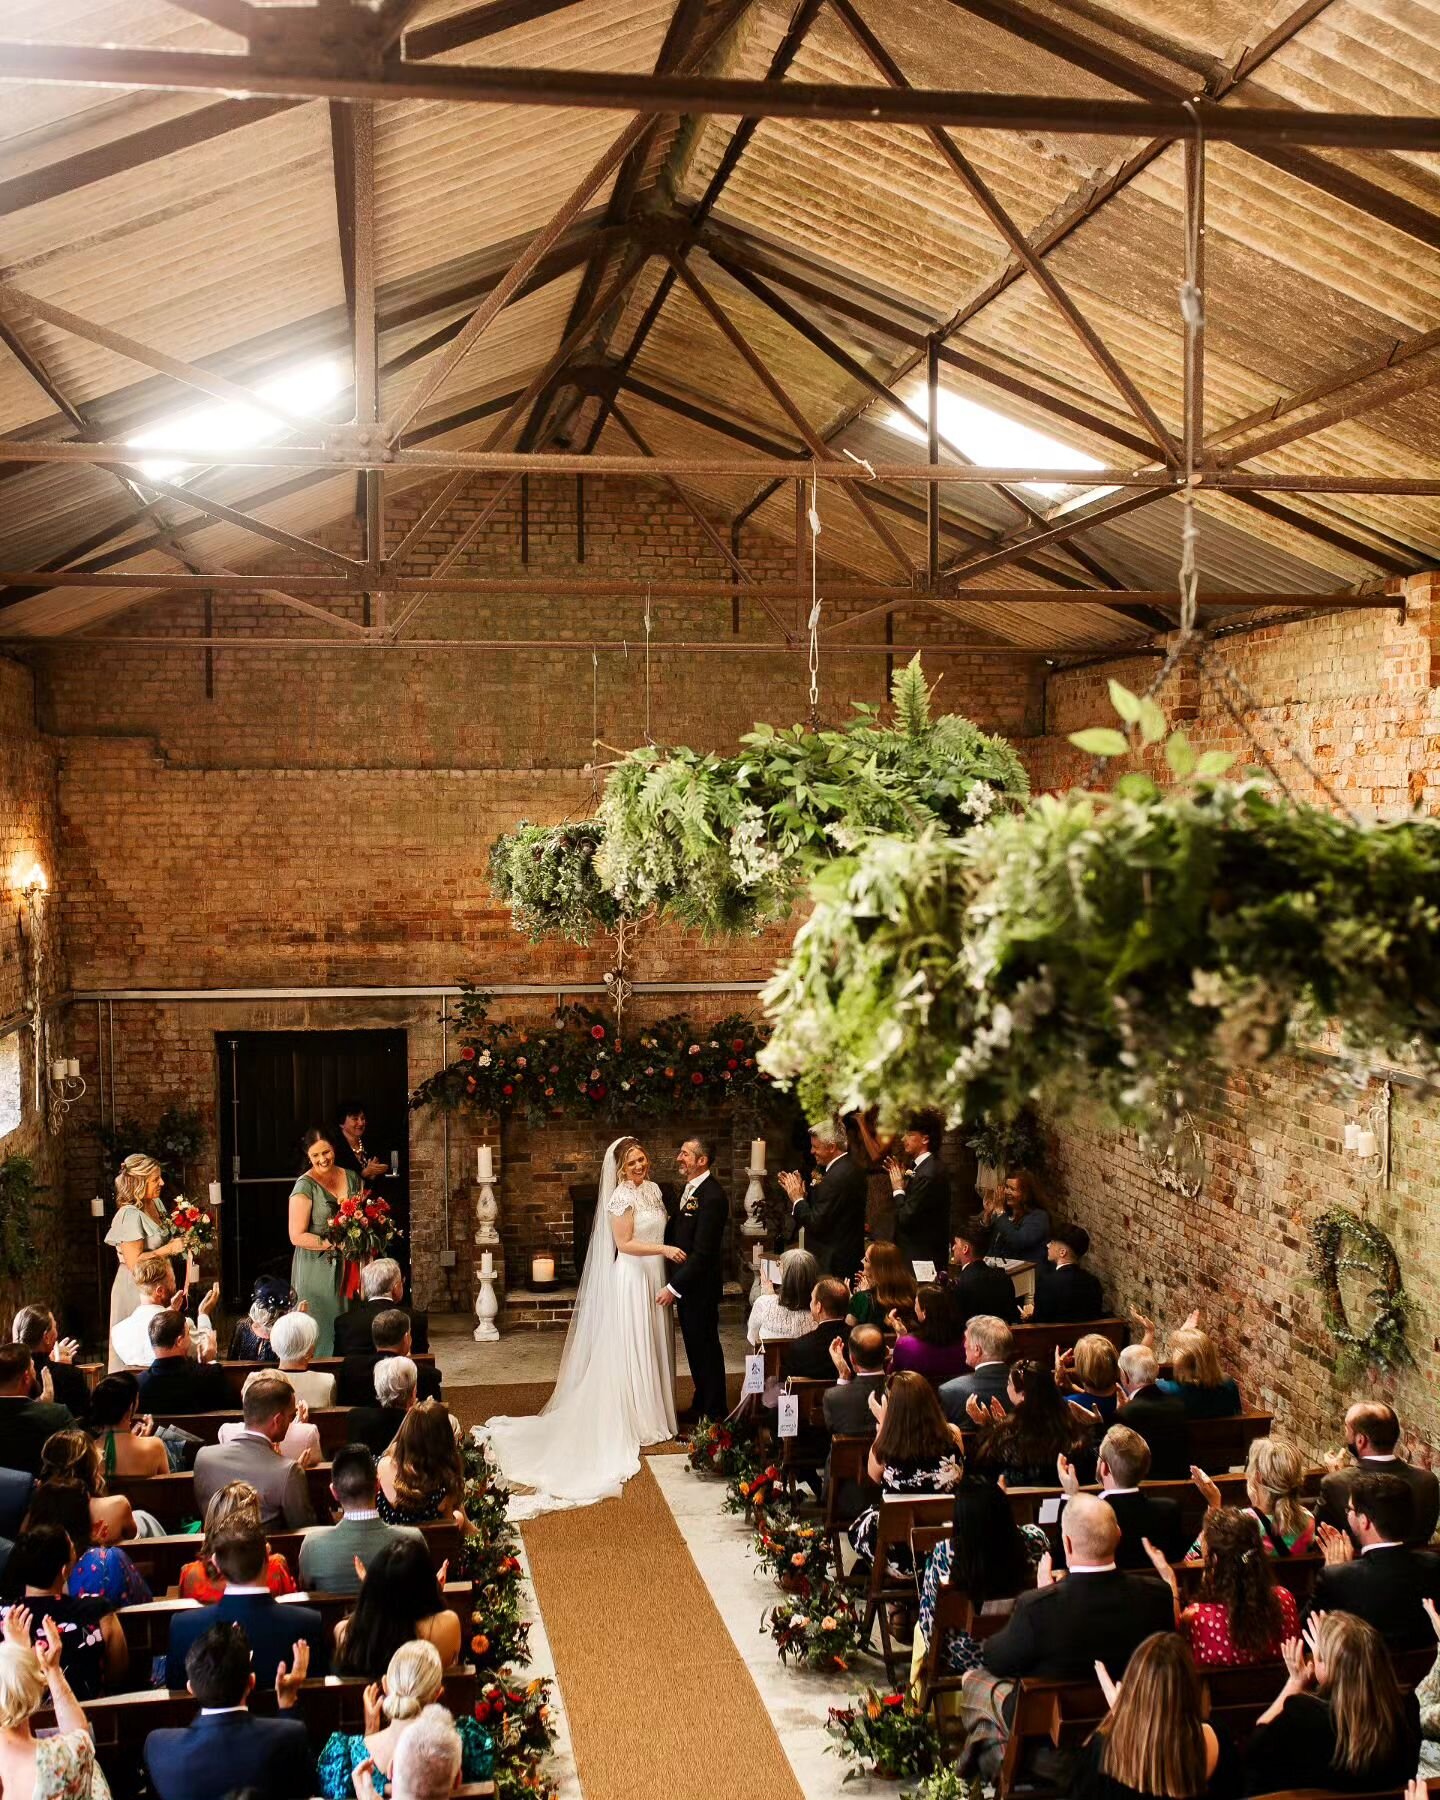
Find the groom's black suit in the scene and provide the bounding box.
[664,1170,729,1423]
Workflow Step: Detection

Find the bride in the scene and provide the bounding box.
[481,1135,686,1514]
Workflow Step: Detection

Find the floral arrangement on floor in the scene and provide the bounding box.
[323,1191,400,1300]
[764,1581,862,1672]
[686,1415,764,1483]
[827,1688,942,1782]
[168,1199,215,1255]
[724,1461,782,1516]
[409,989,785,1128]
[455,1440,558,1795]
[488,819,629,945]
[902,1767,974,1800]
[761,685,1440,1136]
[1308,1207,1417,1378]
[753,1507,830,1595]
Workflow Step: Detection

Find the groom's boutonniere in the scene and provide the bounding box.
[681,1195,700,1215]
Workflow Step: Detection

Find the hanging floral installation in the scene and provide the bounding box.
[485,656,1029,944]
[409,989,788,1127]
[759,685,1440,1137]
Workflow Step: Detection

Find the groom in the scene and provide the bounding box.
[658,1136,728,1426]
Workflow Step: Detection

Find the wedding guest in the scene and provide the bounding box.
[194,1375,316,1530]
[166,1513,326,1689]
[973,1360,1094,1487]
[1028,1223,1104,1323]
[1134,1311,1242,1420]
[178,1483,298,1602]
[1057,1426,1184,1568]
[110,1254,218,1370]
[1320,1401,1440,1546]
[299,1447,424,1596]
[1242,1611,1420,1796]
[20,1480,150,1606]
[219,1369,322,1468]
[2,1525,127,1698]
[917,1479,1047,1675]
[270,1311,337,1409]
[1163,1506,1297,1669]
[846,1372,963,1571]
[948,1219,1019,1326]
[339,1310,442,1408]
[745,1248,818,1349]
[847,1242,917,1331]
[335,1258,430,1357]
[86,1371,171,1488]
[333,1099,390,1186]
[0,1344,76,1477]
[11,1307,88,1422]
[377,1400,463,1527]
[1309,1471,1440,1649]
[981,1171,1051,1262]
[1116,1344,1188,1480]
[779,1119,867,1283]
[289,1130,360,1356]
[0,1603,110,1799]
[144,1620,316,1800]
[39,1428,154,1543]
[822,1327,888,1436]
[226,1276,293,1364]
[390,1705,463,1800]
[1217,1436,1316,1556]
[138,1309,232,1415]
[349,1356,418,1459]
[316,1638,493,1799]
[1076,1631,1239,1800]
[104,1153,186,1371]
[884,1112,951,1274]
[780,1279,851,1381]
[1060,1333,1122,1425]
[890,1282,969,1385]
[938,1316,1014,1425]
[333,1539,461,1676]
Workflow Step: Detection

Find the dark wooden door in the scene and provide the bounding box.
[216,1029,409,1307]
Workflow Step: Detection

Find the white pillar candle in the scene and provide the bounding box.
[532,1255,556,1284]
[50,1059,67,1082]
[1356,1128,1378,1159]
[208,1180,222,1208]
[477,1143,494,1182]
[750,1136,766,1171]
[66,1058,80,1079]
[1343,1121,1361,1151]
[479,1250,495,1278]
[390,1150,400,1176]
[90,1196,105,1218]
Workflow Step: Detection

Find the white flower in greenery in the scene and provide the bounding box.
[1188,968,1228,1009]
[478,1051,492,1068]
[959,780,996,821]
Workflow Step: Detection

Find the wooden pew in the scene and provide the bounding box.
[214,1353,437,1406]
[1003,1468,1323,1549]
[124,1517,462,1596]
[1185,1410,1272,1470]
[148,1407,355,1456]
[1008,1318,1128,1360]
[823,1436,876,1577]
[859,1492,954,1684]
[778,1377,831,1495]
[117,1463,338,1533]
[114,1582,475,1669]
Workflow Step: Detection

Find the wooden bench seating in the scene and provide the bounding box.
[149,1407,356,1456]
[1009,1318,1128,1359]
[1186,1410,1273,1470]
[113,1582,475,1667]
[121,1353,438,1406]
[1003,1467,1321,1546]
[860,1492,954,1683]
[124,1517,462,1595]
[119,1462,339,1532]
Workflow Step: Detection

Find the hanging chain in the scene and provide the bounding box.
[806,466,822,727]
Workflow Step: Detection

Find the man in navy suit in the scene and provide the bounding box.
[780,1119,868,1283]
[146,1620,316,1800]
[660,1136,729,1425]
[165,1515,328,1691]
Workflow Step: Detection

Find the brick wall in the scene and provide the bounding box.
[0,657,74,1321]
[1020,575,1440,1462]
[27,477,1038,1326]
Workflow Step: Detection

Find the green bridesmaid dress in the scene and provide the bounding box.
[289,1171,358,1355]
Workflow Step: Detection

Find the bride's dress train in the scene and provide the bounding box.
[480,1141,676,1517]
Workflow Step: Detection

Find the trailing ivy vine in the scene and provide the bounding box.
[0,1154,44,1284]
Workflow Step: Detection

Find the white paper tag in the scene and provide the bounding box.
[777,1394,800,1438]
[1039,1497,1063,1525]
[742,1353,765,1397]
[912,1259,937,1282]
[763,1259,782,1285]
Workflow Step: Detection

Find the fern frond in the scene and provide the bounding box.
[891,653,932,739]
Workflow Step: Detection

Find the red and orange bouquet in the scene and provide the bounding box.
[169,1200,215,1254]
[324,1190,400,1298]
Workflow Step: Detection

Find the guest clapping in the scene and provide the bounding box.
[847,1242,916,1331]
[746,1249,818,1350]
[333,1540,461,1677]
[981,1171,1050,1261]
[883,1112,950,1273]
[1076,1633,1238,1800]
[972,1360,1094,1487]
[0,1603,110,1798]
[889,1282,969,1385]
[778,1119,866,1281]
[316,1639,493,1799]
[1309,1471,1440,1650]
[1133,1309,1241,1419]
[1148,1506,1297,1670]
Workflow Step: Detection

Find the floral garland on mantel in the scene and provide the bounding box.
[408,987,787,1127]
[1308,1207,1417,1380]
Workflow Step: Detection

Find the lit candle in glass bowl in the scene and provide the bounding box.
[532,1254,556,1285]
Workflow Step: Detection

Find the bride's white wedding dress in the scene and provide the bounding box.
[480,1139,677,1516]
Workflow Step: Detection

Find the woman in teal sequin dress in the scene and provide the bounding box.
[288,1130,356,1356]
[315,1641,493,1800]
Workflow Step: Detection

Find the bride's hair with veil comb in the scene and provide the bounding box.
[611,1136,642,1176]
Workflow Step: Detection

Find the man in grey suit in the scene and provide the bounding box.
[298,1445,423,1593]
[821,1325,888,1438]
[193,1373,315,1530]
[938,1315,1015,1426]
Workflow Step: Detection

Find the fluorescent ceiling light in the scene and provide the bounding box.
[126,357,347,484]
[887,384,1117,507]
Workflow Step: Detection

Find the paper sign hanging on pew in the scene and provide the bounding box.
[742,1354,765,1397]
[777,1394,800,1438]
[912,1260,937,1282]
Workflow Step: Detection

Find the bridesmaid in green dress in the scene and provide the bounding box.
[288,1130,357,1356]
[104,1155,187,1371]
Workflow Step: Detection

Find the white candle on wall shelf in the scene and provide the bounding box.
[90,1196,105,1218]
[750,1137,766,1172]
[532,1255,556,1284]
[477,1144,494,1182]
[1343,1122,1361,1151]
[208,1181,222,1208]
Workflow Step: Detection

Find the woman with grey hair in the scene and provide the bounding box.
[745,1247,819,1349]
[103,1154,186,1371]
[271,1310,336,1409]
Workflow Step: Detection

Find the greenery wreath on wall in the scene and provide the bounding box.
[1307,1208,1417,1380]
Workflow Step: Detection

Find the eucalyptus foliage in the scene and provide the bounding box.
[487,821,625,944]
[594,656,1029,935]
[760,769,1440,1134]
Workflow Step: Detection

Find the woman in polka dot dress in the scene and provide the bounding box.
[1144,1506,1296,1669]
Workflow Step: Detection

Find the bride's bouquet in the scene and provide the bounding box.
[169,1200,215,1255]
[324,1191,401,1298]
